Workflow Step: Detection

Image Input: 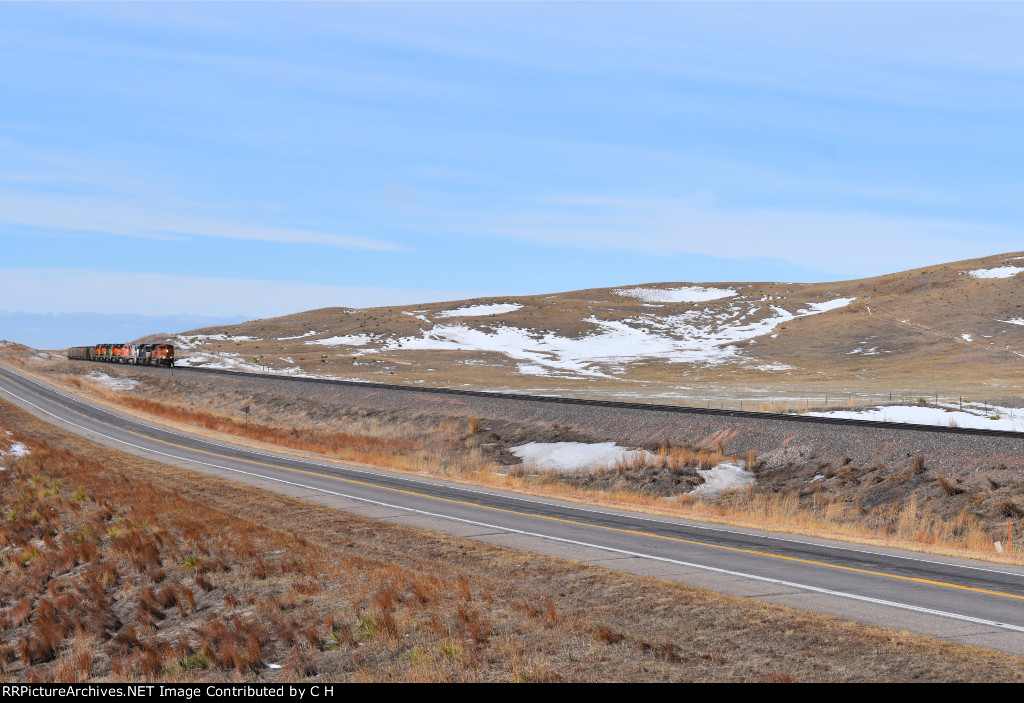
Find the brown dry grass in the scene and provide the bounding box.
[2,398,1024,682]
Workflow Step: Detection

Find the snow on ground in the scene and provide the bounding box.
[174,352,266,372]
[967,266,1024,279]
[86,372,139,391]
[510,441,655,472]
[848,343,881,355]
[962,333,973,342]
[277,331,318,340]
[1000,319,1024,326]
[800,298,856,313]
[306,334,373,347]
[436,303,523,318]
[300,297,857,378]
[754,363,794,371]
[689,462,755,496]
[0,431,30,464]
[809,403,1024,432]
[390,299,856,378]
[615,286,737,303]
[1,442,30,459]
[175,334,259,349]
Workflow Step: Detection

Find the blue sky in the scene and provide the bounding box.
[2,2,1023,345]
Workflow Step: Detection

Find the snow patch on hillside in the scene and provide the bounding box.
[297,297,857,378]
[616,286,737,303]
[800,298,856,313]
[277,331,318,340]
[437,304,522,318]
[308,334,373,347]
[967,266,1024,279]
[999,319,1024,326]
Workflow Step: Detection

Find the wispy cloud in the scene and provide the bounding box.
[0,189,404,251]
[0,269,486,317]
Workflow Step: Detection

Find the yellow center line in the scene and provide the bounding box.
[129,429,1024,602]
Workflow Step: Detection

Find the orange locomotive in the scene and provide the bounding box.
[67,343,175,367]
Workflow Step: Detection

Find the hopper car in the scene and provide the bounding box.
[67,343,175,367]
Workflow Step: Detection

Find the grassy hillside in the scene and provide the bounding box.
[147,251,1024,403]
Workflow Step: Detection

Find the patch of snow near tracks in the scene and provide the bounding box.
[809,404,1024,432]
[87,372,139,391]
[689,462,755,496]
[1000,318,1024,326]
[175,334,259,349]
[277,331,318,340]
[174,352,265,372]
[967,266,1024,279]
[437,304,522,317]
[510,441,654,472]
[615,286,737,303]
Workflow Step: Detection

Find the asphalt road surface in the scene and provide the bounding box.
[3,362,1023,657]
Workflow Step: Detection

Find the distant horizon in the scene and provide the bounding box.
[0,311,248,350]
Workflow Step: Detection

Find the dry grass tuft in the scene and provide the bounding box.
[938,475,964,496]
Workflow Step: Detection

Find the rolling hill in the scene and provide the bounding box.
[149,251,1024,404]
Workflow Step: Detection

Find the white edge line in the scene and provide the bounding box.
[2,363,1021,580]
[2,379,1024,635]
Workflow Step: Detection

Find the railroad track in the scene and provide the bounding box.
[168,363,1024,439]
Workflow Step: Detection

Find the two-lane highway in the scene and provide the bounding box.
[2,362,1024,656]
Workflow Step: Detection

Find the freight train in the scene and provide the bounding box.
[67,343,175,367]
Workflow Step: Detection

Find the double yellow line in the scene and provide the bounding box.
[129,429,1024,602]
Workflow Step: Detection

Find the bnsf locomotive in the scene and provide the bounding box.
[67,343,175,367]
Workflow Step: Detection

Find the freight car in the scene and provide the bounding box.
[67,343,175,367]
